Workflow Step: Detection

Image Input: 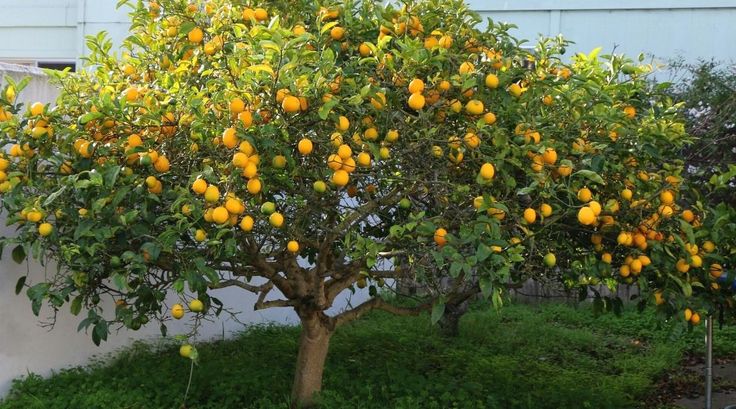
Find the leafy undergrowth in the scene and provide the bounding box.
[3,302,735,409]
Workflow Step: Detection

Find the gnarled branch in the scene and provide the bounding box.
[208,279,266,294]
[332,297,432,328]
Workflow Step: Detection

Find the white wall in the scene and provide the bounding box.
[0,65,369,396]
[469,0,736,64]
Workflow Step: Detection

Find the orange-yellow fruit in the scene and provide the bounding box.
[621,188,633,201]
[485,74,499,89]
[153,156,170,173]
[269,212,284,228]
[337,144,352,159]
[557,163,573,177]
[434,228,447,246]
[332,170,349,186]
[681,209,695,223]
[508,83,522,97]
[483,112,497,125]
[540,203,552,217]
[225,197,244,215]
[357,152,371,167]
[588,201,602,216]
[171,304,185,319]
[38,223,53,237]
[691,313,701,325]
[194,229,206,242]
[337,116,350,131]
[222,127,239,149]
[298,138,314,155]
[192,179,208,194]
[619,264,630,278]
[629,259,642,274]
[684,253,702,269]
[523,208,537,224]
[30,102,44,116]
[408,93,425,110]
[624,106,636,119]
[272,155,287,169]
[465,100,484,115]
[660,189,675,205]
[188,27,204,43]
[239,215,254,232]
[238,111,253,127]
[254,7,268,21]
[204,185,220,203]
[676,259,690,273]
[408,78,425,94]
[212,206,229,224]
[601,253,612,264]
[479,163,495,180]
[247,178,262,195]
[577,187,592,203]
[577,207,596,225]
[458,62,474,74]
[327,154,343,170]
[282,95,301,113]
[230,98,246,114]
[702,241,715,253]
[287,240,299,253]
[542,148,557,165]
[330,26,345,41]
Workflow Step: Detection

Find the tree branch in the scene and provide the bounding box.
[254,298,295,310]
[332,297,432,328]
[208,279,266,294]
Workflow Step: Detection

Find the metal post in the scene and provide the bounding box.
[706,315,713,409]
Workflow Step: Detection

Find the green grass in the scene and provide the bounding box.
[3,302,736,409]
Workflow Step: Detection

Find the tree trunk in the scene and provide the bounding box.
[291,313,332,408]
[438,299,469,337]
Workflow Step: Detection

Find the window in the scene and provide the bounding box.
[0,60,75,72]
[37,62,76,72]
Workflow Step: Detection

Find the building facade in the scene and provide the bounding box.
[1,0,735,70]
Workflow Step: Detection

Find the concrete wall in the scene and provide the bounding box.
[0,64,369,395]
[469,0,736,64]
[0,0,129,65]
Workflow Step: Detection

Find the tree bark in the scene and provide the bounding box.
[291,312,333,408]
[438,299,469,337]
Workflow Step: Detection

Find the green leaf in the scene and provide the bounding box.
[318,100,338,120]
[479,277,493,298]
[431,301,445,324]
[70,296,83,316]
[140,242,161,261]
[27,282,49,302]
[78,112,103,125]
[679,219,695,245]
[14,276,26,295]
[111,273,128,290]
[11,245,25,264]
[449,261,463,277]
[573,169,605,185]
[102,165,121,187]
[43,186,67,207]
[477,244,492,262]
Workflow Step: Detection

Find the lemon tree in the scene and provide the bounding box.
[0,0,732,405]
